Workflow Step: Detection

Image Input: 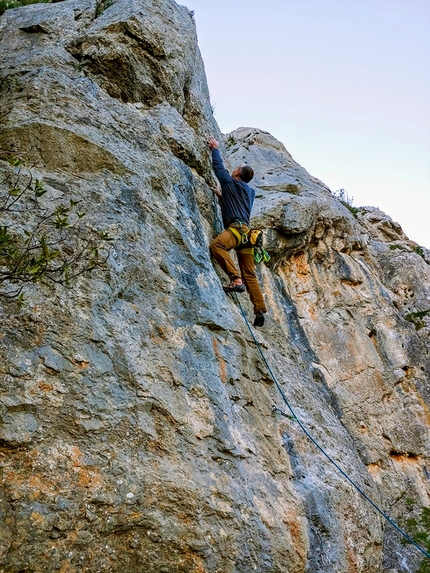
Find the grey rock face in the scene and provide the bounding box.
[0,1,429,573]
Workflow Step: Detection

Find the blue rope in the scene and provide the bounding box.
[232,292,430,561]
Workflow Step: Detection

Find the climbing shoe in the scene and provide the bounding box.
[223,281,246,293]
[253,311,265,327]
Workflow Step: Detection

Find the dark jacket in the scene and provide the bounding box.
[212,148,255,229]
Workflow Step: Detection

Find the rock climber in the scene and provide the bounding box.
[208,136,267,327]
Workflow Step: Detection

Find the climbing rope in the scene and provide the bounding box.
[231,292,430,561]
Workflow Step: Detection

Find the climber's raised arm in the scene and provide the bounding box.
[208,137,232,184]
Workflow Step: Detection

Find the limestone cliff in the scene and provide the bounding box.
[0,1,429,572]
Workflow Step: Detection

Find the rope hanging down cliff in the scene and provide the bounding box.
[230,291,430,561]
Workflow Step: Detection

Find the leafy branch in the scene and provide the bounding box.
[0,152,113,303]
[0,0,51,16]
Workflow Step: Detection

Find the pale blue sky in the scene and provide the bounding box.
[188,0,430,247]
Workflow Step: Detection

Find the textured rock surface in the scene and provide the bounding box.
[0,1,429,572]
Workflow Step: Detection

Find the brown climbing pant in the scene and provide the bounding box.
[210,226,267,314]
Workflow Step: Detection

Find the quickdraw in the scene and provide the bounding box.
[254,246,271,264]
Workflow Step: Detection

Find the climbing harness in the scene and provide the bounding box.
[231,291,430,561]
[229,222,262,248]
[228,222,271,264]
[228,221,249,246]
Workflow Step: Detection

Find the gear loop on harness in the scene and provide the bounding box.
[227,222,271,264]
[228,221,249,246]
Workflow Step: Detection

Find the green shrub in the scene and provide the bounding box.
[402,506,430,572]
[0,151,113,304]
[95,0,113,17]
[0,0,52,16]
[225,135,236,149]
[414,245,429,264]
[340,201,361,218]
[333,187,353,204]
[285,183,300,195]
[332,188,362,218]
[404,310,430,331]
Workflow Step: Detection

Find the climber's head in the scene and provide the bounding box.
[232,165,254,183]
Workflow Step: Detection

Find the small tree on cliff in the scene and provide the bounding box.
[0,150,112,304]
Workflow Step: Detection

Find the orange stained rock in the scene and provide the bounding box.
[150,331,165,345]
[291,252,311,277]
[296,298,317,321]
[177,512,193,525]
[70,445,83,466]
[33,324,45,346]
[28,474,57,499]
[147,438,170,454]
[156,325,168,339]
[181,547,208,573]
[346,544,360,573]
[212,337,227,384]
[59,559,76,573]
[261,273,274,300]
[282,508,307,564]
[308,305,317,320]
[389,452,420,464]
[367,462,383,480]
[402,380,430,426]
[76,467,102,488]
[65,530,79,544]
[33,380,54,393]
[30,511,45,526]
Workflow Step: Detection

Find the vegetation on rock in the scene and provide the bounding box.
[402,506,430,572]
[225,135,237,149]
[284,183,300,195]
[95,0,113,17]
[332,187,362,217]
[0,152,113,303]
[404,309,430,331]
[414,245,430,264]
[0,0,51,16]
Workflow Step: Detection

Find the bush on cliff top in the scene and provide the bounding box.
[0,0,52,16]
[0,0,112,16]
[332,187,362,218]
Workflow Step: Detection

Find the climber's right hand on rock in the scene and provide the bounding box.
[208,137,219,149]
[210,184,222,197]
